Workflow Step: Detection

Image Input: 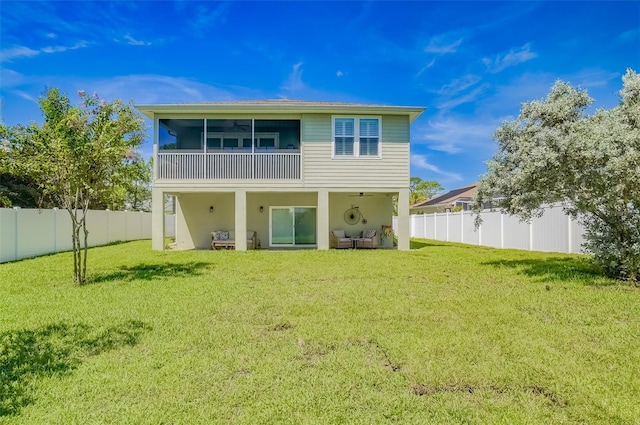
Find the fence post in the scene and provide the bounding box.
[567,214,572,254]
[423,214,427,239]
[446,211,450,242]
[13,207,19,261]
[500,212,504,249]
[434,212,437,240]
[52,208,57,253]
[529,221,534,251]
[460,210,464,243]
[478,218,482,246]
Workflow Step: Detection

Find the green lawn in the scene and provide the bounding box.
[1,240,638,424]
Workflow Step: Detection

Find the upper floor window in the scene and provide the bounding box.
[333,116,380,158]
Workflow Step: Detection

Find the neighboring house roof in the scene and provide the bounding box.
[411,183,478,210]
[135,100,425,122]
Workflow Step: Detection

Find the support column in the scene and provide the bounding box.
[397,188,410,251]
[151,188,165,251]
[317,189,329,250]
[235,189,247,251]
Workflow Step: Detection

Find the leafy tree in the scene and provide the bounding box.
[1,88,146,284]
[473,69,640,282]
[410,177,443,205]
[392,177,442,214]
[0,173,43,208]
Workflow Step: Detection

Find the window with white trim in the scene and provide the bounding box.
[333,116,380,158]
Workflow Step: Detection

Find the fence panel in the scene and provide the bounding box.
[0,209,17,262]
[87,210,109,247]
[448,213,462,243]
[424,214,435,239]
[0,208,174,263]
[405,205,586,254]
[532,207,569,252]
[461,212,479,245]
[503,214,530,250]
[481,213,502,248]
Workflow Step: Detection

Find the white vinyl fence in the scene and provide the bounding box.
[395,206,586,254]
[0,208,176,263]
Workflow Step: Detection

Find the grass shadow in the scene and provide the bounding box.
[481,257,612,285]
[89,261,211,284]
[410,238,448,249]
[0,320,150,417]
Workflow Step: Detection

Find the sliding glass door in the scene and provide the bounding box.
[270,207,317,247]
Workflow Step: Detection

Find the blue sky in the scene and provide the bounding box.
[1,1,638,191]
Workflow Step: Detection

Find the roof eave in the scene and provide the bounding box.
[135,103,425,122]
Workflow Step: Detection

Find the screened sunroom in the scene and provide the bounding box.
[156,119,301,180]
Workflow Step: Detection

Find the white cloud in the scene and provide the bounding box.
[41,40,89,54]
[0,46,39,62]
[438,85,488,111]
[189,3,230,35]
[91,74,247,104]
[336,70,343,77]
[437,74,482,95]
[12,90,36,102]
[411,154,463,181]
[482,43,537,73]
[123,34,151,46]
[618,27,640,43]
[1,41,90,62]
[424,36,463,54]
[413,115,498,155]
[280,62,306,95]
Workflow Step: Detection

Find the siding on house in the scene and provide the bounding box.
[301,114,331,142]
[382,115,409,142]
[302,142,409,188]
[300,113,410,188]
[301,114,410,143]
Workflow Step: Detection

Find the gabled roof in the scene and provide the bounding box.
[135,99,425,122]
[412,183,478,208]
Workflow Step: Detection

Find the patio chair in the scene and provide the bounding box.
[330,230,352,249]
[356,229,378,249]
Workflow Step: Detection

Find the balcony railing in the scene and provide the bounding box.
[156,152,301,180]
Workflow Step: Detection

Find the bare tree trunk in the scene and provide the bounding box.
[68,187,85,285]
[81,199,90,284]
[69,207,80,284]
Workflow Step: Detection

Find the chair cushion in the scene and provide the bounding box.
[219,231,229,241]
[212,231,222,240]
[363,229,376,238]
[228,231,235,241]
[339,238,351,242]
[333,230,346,238]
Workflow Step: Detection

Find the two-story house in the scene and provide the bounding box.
[135,100,424,251]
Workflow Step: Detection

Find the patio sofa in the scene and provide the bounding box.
[211,230,257,250]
